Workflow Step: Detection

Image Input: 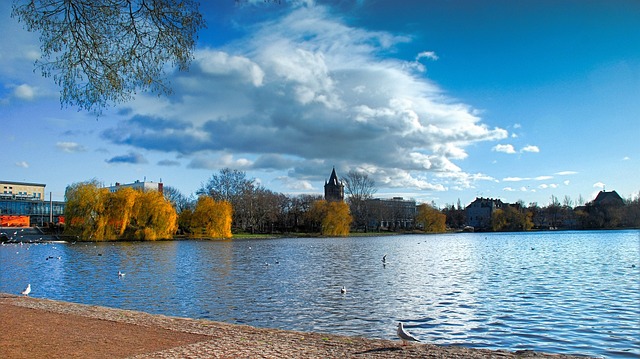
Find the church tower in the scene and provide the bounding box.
[324,167,344,202]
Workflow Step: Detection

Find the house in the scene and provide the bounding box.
[593,190,624,207]
[465,197,507,230]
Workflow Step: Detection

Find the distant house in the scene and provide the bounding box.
[593,190,624,207]
[324,168,344,202]
[465,197,507,230]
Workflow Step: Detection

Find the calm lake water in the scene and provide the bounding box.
[1,230,639,358]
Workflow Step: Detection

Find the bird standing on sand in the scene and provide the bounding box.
[397,322,419,345]
[21,284,31,296]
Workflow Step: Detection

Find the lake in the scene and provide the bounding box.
[1,230,638,358]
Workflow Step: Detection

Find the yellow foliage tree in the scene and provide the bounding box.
[64,181,177,241]
[189,196,233,239]
[416,203,446,233]
[310,200,352,237]
[104,187,139,237]
[64,180,109,240]
[128,190,178,240]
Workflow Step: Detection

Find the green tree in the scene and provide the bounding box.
[12,0,205,113]
[415,203,446,233]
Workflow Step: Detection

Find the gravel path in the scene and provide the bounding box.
[0,293,590,359]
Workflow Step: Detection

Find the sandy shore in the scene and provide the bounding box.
[0,293,590,359]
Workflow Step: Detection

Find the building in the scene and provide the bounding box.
[367,197,417,230]
[1,180,46,201]
[107,180,164,194]
[593,190,624,207]
[0,180,65,227]
[465,197,507,230]
[324,168,344,202]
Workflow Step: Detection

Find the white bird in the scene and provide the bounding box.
[118,271,125,278]
[21,284,31,296]
[341,286,347,294]
[397,322,420,345]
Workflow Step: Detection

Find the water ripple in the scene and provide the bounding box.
[1,230,639,358]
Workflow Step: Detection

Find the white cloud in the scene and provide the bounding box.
[417,51,439,61]
[521,145,540,153]
[534,176,553,181]
[13,84,37,100]
[56,141,87,153]
[493,144,516,154]
[15,161,29,168]
[102,5,508,193]
[555,171,578,176]
[593,182,606,189]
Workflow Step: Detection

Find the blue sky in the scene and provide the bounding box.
[1,0,639,207]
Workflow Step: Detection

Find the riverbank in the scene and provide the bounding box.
[1,294,589,359]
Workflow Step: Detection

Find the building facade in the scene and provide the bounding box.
[324,168,344,202]
[0,180,65,227]
[367,197,417,230]
[1,180,46,201]
[465,197,507,230]
[107,180,164,194]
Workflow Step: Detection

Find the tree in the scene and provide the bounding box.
[12,0,205,114]
[343,170,377,231]
[197,168,256,231]
[189,196,232,239]
[64,180,109,240]
[64,180,177,240]
[415,203,446,233]
[163,185,192,214]
[491,206,533,232]
[308,200,352,237]
[128,190,178,240]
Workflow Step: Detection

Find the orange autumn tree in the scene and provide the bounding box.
[128,190,178,240]
[188,196,233,239]
[64,181,177,240]
[310,200,352,237]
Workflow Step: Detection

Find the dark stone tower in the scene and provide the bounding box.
[324,167,344,202]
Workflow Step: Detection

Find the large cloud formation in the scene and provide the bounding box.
[102,5,507,192]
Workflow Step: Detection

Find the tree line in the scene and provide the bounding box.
[64,170,638,240]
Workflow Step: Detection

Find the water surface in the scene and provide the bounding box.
[1,230,638,358]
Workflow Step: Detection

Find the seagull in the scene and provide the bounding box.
[382,254,387,263]
[397,322,420,345]
[21,284,31,296]
[341,286,347,294]
[118,271,125,278]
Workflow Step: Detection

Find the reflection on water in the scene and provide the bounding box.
[1,230,639,358]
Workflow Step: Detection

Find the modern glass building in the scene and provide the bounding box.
[0,181,65,226]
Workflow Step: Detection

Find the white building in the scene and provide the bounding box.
[107,180,164,194]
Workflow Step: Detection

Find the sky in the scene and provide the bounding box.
[1,0,639,207]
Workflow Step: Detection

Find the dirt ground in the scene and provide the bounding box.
[0,294,590,359]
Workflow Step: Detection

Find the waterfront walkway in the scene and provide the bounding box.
[0,294,587,359]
